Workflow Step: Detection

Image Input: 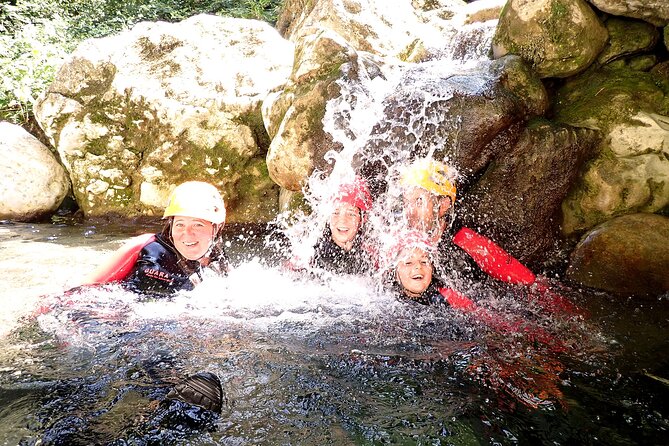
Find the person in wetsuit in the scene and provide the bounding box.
[79,181,228,415]
[81,181,229,297]
[384,230,567,351]
[397,158,582,315]
[385,229,471,307]
[310,176,376,275]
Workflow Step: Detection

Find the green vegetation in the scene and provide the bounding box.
[0,0,283,128]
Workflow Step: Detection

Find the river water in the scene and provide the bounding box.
[1,220,667,445]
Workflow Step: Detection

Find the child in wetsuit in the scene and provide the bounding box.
[310,177,377,275]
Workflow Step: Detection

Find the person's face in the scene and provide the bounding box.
[403,187,451,235]
[396,247,433,296]
[329,201,362,250]
[171,216,215,260]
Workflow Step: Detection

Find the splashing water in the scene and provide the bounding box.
[2,2,669,443]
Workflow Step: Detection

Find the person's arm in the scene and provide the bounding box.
[438,286,568,352]
[452,227,536,285]
[452,227,585,316]
[80,233,156,286]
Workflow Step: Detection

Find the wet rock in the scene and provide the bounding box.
[458,119,600,266]
[492,0,608,78]
[34,15,293,222]
[355,55,548,196]
[566,213,669,296]
[587,0,669,27]
[0,122,70,221]
[554,67,669,235]
[597,17,660,65]
[263,28,358,191]
[276,0,465,59]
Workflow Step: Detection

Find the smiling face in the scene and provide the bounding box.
[329,201,362,251]
[171,216,216,260]
[395,247,433,297]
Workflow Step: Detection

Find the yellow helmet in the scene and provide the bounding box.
[163,181,226,225]
[400,158,457,203]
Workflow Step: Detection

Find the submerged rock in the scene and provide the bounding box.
[566,213,669,296]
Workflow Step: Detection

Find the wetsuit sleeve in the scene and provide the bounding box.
[438,287,477,311]
[452,227,536,285]
[438,286,567,352]
[123,241,193,296]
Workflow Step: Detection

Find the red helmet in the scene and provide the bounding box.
[387,229,436,266]
[334,176,373,212]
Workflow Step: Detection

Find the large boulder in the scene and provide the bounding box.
[34,15,294,222]
[566,213,669,296]
[554,67,669,235]
[355,55,549,196]
[264,28,370,191]
[0,122,70,221]
[492,0,608,78]
[587,0,669,27]
[459,119,600,266]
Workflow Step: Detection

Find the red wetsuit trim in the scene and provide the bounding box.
[438,286,567,352]
[452,227,536,285]
[82,233,156,285]
[439,287,477,312]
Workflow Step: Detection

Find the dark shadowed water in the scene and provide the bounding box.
[0,221,667,445]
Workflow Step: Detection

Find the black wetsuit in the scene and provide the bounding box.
[311,228,374,275]
[123,234,228,297]
[435,228,487,283]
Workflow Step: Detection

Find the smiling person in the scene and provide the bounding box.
[398,158,583,316]
[387,230,471,307]
[310,176,377,275]
[386,231,567,351]
[81,181,229,297]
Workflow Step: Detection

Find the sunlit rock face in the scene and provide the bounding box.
[34,15,294,222]
[587,0,669,27]
[567,213,669,296]
[0,122,70,221]
[263,28,368,191]
[554,68,669,236]
[277,0,467,59]
[492,0,608,78]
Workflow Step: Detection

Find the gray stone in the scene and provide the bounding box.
[492,0,608,78]
[0,122,70,221]
[34,14,294,222]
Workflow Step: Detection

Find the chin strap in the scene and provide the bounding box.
[452,227,536,285]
